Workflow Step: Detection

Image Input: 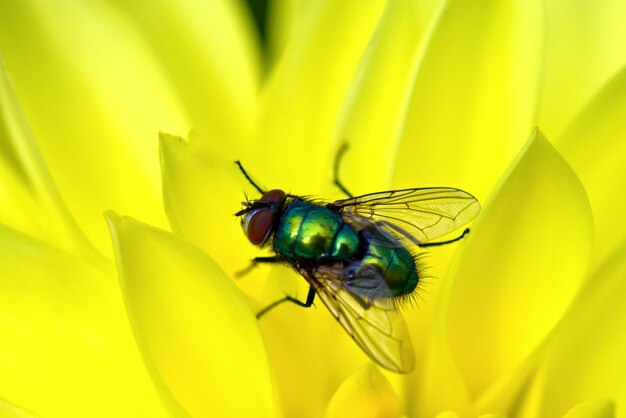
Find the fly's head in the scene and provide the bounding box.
[236,189,286,246]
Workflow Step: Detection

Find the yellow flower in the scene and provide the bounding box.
[1,1,625,417]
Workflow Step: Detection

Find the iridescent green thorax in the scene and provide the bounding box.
[355,237,419,297]
[273,201,359,262]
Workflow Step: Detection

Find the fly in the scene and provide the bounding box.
[235,145,480,373]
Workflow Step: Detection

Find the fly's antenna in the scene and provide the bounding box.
[235,161,266,195]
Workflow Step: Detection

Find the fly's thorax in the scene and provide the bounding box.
[273,201,359,262]
[356,237,419,297]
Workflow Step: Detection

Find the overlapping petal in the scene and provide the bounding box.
[106,213,278,418]
[0,0,190,254]
[111,0,260,152]
[557,67,626,263]
[256,0,387,193]
[0,57,102,267]
[538,0,626,138]
[394,0,543,200]
[523,239,626,417]
[265,0,304,63]
[441,130,593,412]
[0,224,165,417]
[333,0,441,193]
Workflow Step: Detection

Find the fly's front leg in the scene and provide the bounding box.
[256,284,316,319]
[235,256,284,278]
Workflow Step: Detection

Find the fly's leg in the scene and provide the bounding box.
[418,228,470,248]
[333,143,354,198]
[235,256,284,278]
[256,284,316,319]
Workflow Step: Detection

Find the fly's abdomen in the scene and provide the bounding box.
[274,201,359,262]
[356,238,419,297]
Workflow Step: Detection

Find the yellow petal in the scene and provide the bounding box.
[394,0,543,199]
[106,213,278,418]
[556,67,626,263]
[258,294,374,418]
[0,0,190,254]
[524,240,626,417]
[160,132,276,304]
[325,366,401,418]
[444,129,593,399]
[537,1,626,138]
[266,0,303,63]
[0,58,103,267]
[256,0,387,194]
[111,0,260,150]
[0,398,37,418]
[159,133,259,280]
[0,224,166,418]
[435,412,460,418]
[334,0,441,193]
[563,400,615,418]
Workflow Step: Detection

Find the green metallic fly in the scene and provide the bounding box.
[235,145,480,373]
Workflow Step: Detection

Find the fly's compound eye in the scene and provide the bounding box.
[241,208,275,246]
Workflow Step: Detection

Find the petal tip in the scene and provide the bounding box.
[158,131,186,145]
[563,399,615,418]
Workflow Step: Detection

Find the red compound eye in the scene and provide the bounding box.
[242,208,275,245]
[260,189,285,203]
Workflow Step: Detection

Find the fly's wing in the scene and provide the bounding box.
[329,188,480,245]
[299,263,415,373]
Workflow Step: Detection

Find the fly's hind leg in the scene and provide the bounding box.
[333,143,354,198]
[235,256,284,278]
[256,284,316,319]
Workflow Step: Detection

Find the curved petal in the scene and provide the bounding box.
[394,0,543,200]
[106,213,278,418]
[0,224,167,418]
[444,129,594,400]
[525,239,626,417]
[256,0,387,193]
[537,1,626,138]
[325,366,401,418]
[333,0,441,193]
[556,66,626,263]
[0,0,190,254]
[0,57,103,267]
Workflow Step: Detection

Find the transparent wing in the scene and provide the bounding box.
[329,187,480,244]
[299,263,415,373]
